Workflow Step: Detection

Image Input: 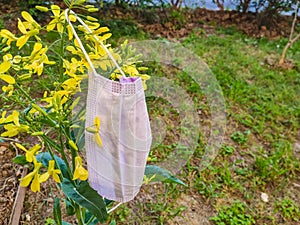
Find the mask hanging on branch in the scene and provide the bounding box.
[66,9,152,203]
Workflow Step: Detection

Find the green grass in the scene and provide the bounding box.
[111,25,300,224]
[98,23,300,224]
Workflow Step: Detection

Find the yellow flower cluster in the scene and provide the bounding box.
[0,111,29,137]
[16,142,88,192]
[0,1,150,194]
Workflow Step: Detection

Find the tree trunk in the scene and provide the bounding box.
[278,1,300,65]
[215,0,224,11]
[241,0,251,13]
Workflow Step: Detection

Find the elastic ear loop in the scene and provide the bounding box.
[65,9,124,213]
[64,9,126,77]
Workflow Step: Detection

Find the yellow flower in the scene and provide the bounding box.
[23,42,55,76]
[86,116,103,147]
[1,124,29,137]
[47,5,64,32]
[62,77,82,94]
[2,85,14,96]
[0,61,15,85]
[0,111,7,124]
[42,90,70,109]
[47,5,76,33]
[15,143,41,163]
[19,157,43,192]
[66,44,99,69]
[0,111,29,137]
[2,110,19,124]
[0,29,17,46]
[73,156,88,181]
[39,160,61,183]
[63,58,85,77]
[16,11,41,49]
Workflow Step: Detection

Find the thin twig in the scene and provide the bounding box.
[9,168,28,225]
[278,1,300,65]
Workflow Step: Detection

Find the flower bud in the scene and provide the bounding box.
[35,6,49,12]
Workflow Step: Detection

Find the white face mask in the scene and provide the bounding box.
[66,9,152,203]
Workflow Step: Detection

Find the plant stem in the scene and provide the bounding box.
[14,83,34,103]
[59,21,68,83]
[75,205,84,225]
[43,135,72,178]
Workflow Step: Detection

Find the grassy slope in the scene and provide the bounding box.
[108,24,300,225]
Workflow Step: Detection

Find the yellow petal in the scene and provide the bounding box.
[2,85,13,94]
[0,75,15,84]
[15,143,28,152]
[69,14,77,22]
[78,167,88,180]
[48,160,55,171]
[101,33,112,41]
[95,133,103,147]
[73,168,80,180]
[93,27,109,35]
[141,74,151,80]
[51,5,61,17]
[52,173,61,183]
[16,35,30,49]
[17,19,27,34]
[39,172,50,183]
[33,42,43,52]
[30,144,41,152]
[22,11,35,23]
[20,171,35,187]
[3,53,13,61]
[1,124,19,137]
[46,20,56,31]
[67,25,73,40]
[0,61,11,73]
[57,23,63,33]
[85,21,100,30]
[30,174,40,192]
[0,29,16,39]
[4,110,19,125]
[94,116,100,130]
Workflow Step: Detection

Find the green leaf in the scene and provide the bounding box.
[85,210,99,225]
[104,199,114,206]
[53,198,62,225]
[61,179,108,223]
[13,155,28,165]
[65,198,75,216]
[144,165,186,186]
[62,221,72,225]
[36,152,70,179]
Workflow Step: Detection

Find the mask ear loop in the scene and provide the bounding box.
[64,9,126,77]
